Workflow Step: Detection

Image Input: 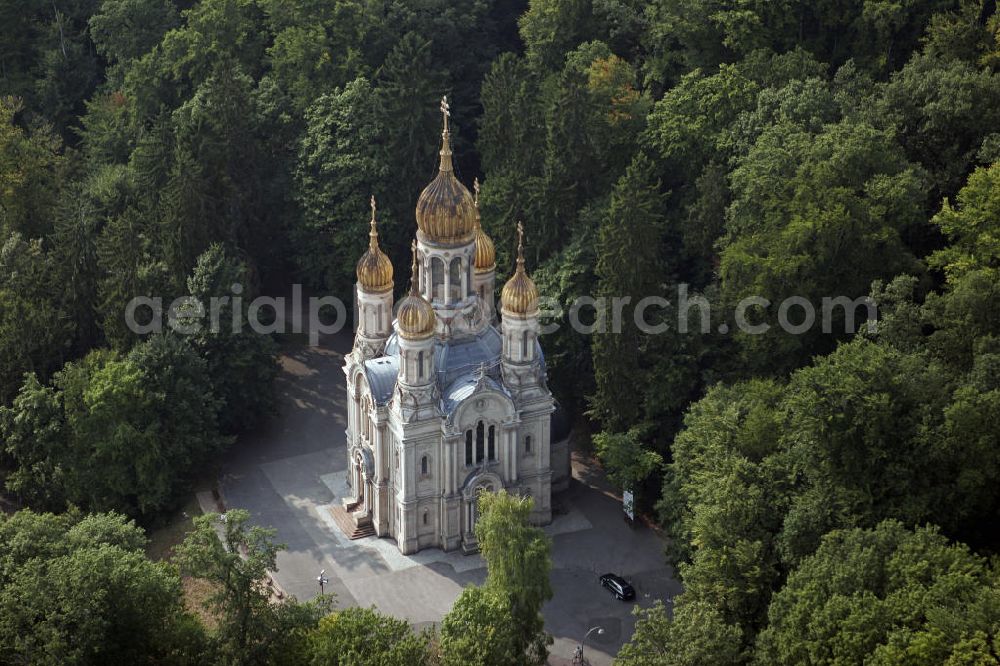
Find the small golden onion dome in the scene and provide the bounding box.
[397,241,436,340]
[397,296,435,339]
[501,222,539,317]
[472,178,495,273]
[415,97,477,245]
[356,196,393,292]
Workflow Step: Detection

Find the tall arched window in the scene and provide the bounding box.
[525,435,532,454]
[465,430,473,466]
[449,257,462,301]
[488,425,496,461]
[521,330,529,358]
[353,375,364,440]
[422,510,429,526]
[432,257,445,301]
[476,421,485,463]
[420,455,428,475]
[417,351,424,378]
[362,396,372,441]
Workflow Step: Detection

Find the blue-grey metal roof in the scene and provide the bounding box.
[373,325,547,403]
[363,356,398,405]
[441,372,508,414]
[383,326,504,389]
[434,327,502,387]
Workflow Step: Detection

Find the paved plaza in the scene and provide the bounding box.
[219,332,681,664]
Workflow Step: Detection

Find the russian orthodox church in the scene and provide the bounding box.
[342,98,570,554]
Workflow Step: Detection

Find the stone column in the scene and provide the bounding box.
[511,429,519,483]
[502,428,512,481]
[444,439,452,495]
[460,257,468,299]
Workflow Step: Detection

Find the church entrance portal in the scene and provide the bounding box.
[350,450,373,521]
[462,475,499,553]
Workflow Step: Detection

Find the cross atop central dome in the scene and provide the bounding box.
[414,96,478,246]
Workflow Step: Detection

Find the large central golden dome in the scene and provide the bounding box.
[415,98,477,246]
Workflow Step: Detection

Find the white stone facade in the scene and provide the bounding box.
[343,213,568,556]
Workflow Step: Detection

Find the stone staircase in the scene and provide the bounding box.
[461,535,480,555]
[328,503,375,540]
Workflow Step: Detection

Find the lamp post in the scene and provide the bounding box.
[576,626,604,664]
[317,569,329,595]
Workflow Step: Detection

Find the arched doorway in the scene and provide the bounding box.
[460,470,503,554]
[350,448,374,522]
[353,450,365,508]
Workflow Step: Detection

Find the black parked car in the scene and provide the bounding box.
[599,573,635,601]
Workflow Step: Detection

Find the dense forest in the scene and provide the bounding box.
[2,0,1000,663]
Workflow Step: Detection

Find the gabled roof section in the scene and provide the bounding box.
[441,371,509,415]
[363,356,398,405]
[382,325,505,390]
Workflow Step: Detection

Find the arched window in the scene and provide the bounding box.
[521,330,529,358]
[525,435,532,454]
[449,257,462,301]
[362,397,373,441]
[417,351,424,379]
[488,425,496,461]
[420,455,428,476]
[354,375,365,439]
[465,430,473,466]
[432,257,445,301]
[476,421,485,463]
[422,510,429,526]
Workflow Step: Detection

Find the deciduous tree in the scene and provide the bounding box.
[176,509,331,665]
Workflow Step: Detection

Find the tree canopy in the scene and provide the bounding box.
[3,0,1000,662]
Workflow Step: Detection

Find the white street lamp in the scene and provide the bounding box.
[317,569,329,594]
[575,626,604,664]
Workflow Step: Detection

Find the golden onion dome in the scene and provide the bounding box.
[356,196,393,292]
[472,178,496,272]
[415,97,477,246]
[397,241,436,340]
[501,222,539,317]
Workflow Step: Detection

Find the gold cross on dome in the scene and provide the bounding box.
[473,177,480,205]
[370,195,377,220]
[440,96,450,132]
